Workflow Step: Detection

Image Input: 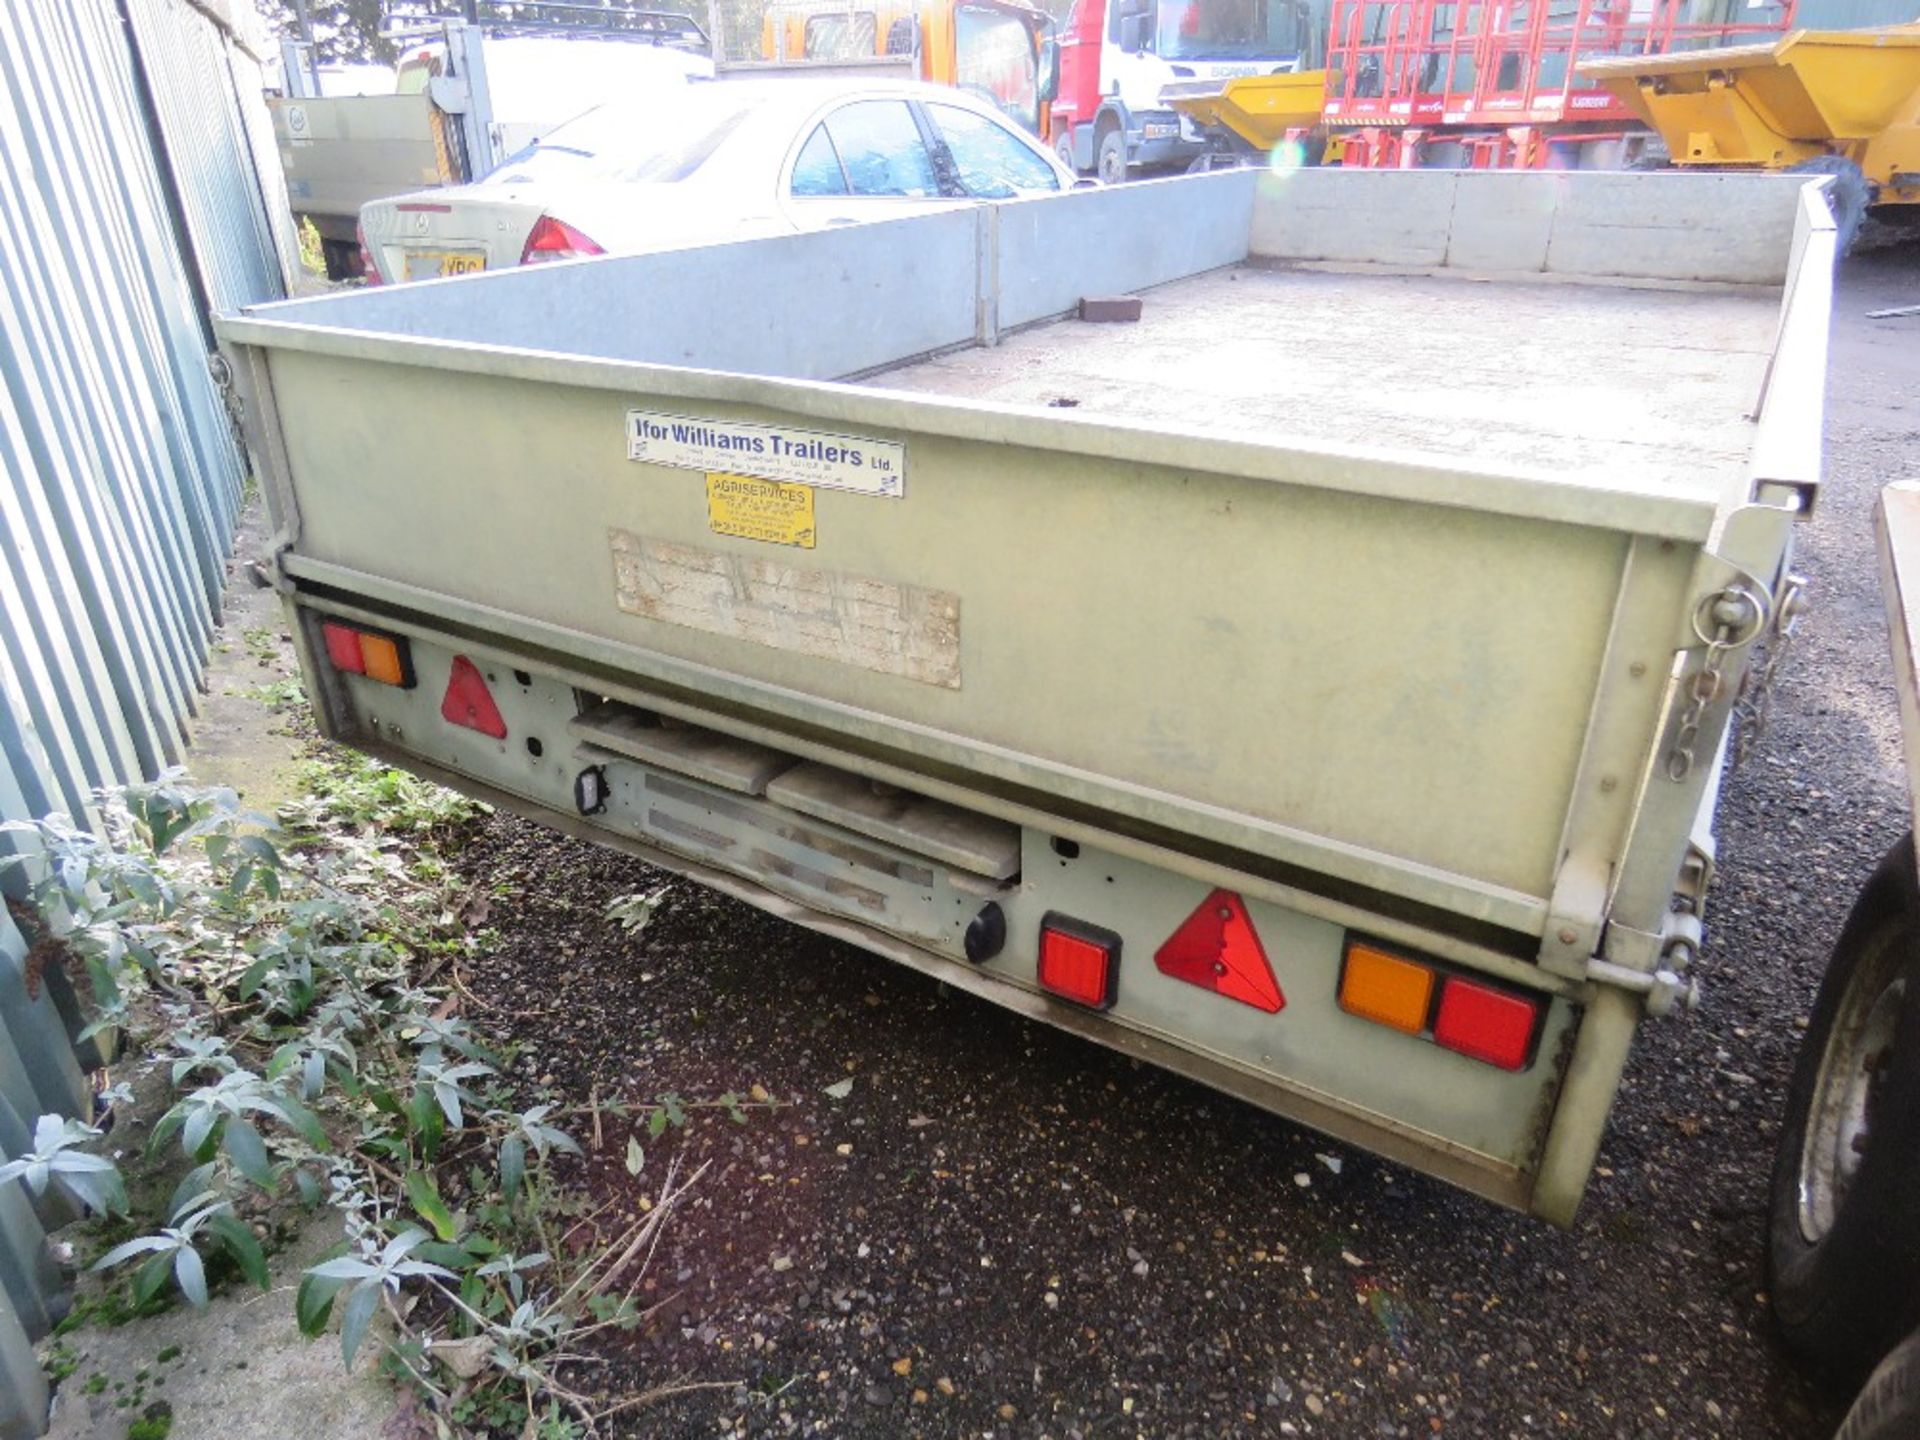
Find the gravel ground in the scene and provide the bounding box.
[455,250,1920,1440]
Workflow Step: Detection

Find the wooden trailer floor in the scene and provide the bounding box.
[865,265,1782,497]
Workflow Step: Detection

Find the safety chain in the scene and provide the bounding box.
[1666,585,1770,783]
[1731,573,1809,769]
[208,351,245,449]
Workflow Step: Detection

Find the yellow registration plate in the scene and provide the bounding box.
[438,252,486,277]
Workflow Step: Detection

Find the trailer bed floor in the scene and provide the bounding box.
[866,265,1780,497]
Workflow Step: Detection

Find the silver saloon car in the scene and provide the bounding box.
[358,76,1080,283]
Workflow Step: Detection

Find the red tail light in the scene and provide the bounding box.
[1432,976,1540,1072]
[441,655,507,739]
[519,215,604,266]
[1155,889,1284,1013]
[1038,916,1120,1010]
[320,621,413,688]
[354,221,382,285]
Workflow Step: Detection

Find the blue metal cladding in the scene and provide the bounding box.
[0,0,289,1431]
[1794,0,1920,29]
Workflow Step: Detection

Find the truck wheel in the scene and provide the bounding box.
[1096,127,1128,185]
[1836,1328,1920,1440]
[1055,130,1079,175]
[1787,155,1871,256]
[1769,833,1920,1383]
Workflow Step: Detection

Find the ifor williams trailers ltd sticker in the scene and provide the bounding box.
[627,410,903,498]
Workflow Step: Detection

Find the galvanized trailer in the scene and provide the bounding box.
[219,167,1834,1224]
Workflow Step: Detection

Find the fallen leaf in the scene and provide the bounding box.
[625,1137,644,1176]
[428,1336,489,1380]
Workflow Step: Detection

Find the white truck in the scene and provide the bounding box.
[220,167,1831,1234]
[1051,0,1313,180]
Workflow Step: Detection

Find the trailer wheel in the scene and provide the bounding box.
[1769,833,1920,1382]
[1787,155,1871,256]
[1836,1328,1920,1440]
[1096,125,1128,185]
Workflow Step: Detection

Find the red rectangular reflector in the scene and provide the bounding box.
[322,621,365,675]
[1038,916,1120,1010]
[1433,977,1539,1071]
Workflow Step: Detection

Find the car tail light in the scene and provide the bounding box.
[1432,976,1540,1071]
[1037,916,1119,1010]
[441,655,507,740]
[1338,939,1434,1034]
[1339,937,1542,1071]
[1155,889,1284,1013]
[354,222,381,286]
[320,621,413,687]
[519,215,604,266]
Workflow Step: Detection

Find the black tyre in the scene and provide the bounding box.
[1769,833,1920,1383]
[1054,129,1079,175]
[1836,1328,1920,1440]
[1787,154,1872,256]
[1096,126,1128,185]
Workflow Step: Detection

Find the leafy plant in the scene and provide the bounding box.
[8,771,733,1430]
[300,1228,453,1368]
[92,1172,267,1310]
[495,1104,580,1204]
[606,886,671,933]
[0,1116,126,1215]
[288,753,487,833]
[153,1070,325,1186]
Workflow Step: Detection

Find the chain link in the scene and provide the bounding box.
[208,351,245,448]
[1666,587,1768,783]
[1731,573,1808,768]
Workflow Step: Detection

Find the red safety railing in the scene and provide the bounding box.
[1322,0,1796,132]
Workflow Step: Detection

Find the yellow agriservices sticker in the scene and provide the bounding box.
[704,472,816,548]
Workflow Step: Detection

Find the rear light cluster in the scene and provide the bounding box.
[353,223,382,286]
[519,215,604,266]
[1339,938,1542,1071]
[1033,892,1542,1074]
[318,622,507,741]
[321,621,412,688]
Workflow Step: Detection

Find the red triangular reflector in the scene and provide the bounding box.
[1154,889,1284,1013]
[441,655,507,739]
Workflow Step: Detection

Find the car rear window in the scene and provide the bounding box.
[485,91,755,186]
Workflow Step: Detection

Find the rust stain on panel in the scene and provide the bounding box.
[610,529,961,688]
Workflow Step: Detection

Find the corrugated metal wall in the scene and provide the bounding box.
[0,0,290,1432]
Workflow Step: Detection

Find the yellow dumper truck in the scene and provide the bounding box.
[1581,22,1920,249]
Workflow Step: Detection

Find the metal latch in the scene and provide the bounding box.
[1587,958,1701,1017]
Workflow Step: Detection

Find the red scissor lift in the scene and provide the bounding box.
[1321,0,1798,170]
